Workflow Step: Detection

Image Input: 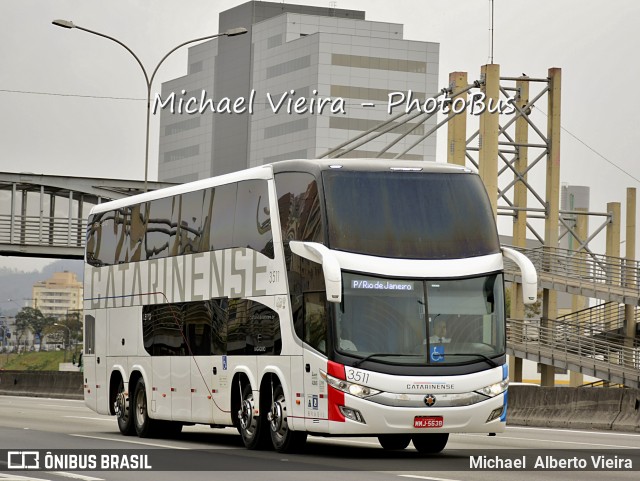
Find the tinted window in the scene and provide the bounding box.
[303,292,327,354]
[208,183,236,251]
[84,314,95,355]
[178,190,207,255]
[143,300,227,356]
[87,179,274,266]
[227,299,281,356]
[274,172,322,244]
[146,197,175,260]
[113,208,129,264]
[234,180,273,258]
[128,203,148,262]
[143,303,187,356]
[322,171,500,259]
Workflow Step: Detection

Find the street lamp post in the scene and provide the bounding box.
[53,323,71,363]
[52,20,247,192]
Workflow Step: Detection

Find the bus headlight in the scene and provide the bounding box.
[475,379,508,398]
[320,370,381,398]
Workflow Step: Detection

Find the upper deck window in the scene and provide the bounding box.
[322,170,499,259]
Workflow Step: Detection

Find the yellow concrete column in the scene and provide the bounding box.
[447,72,468,166]
[479,64,500,219]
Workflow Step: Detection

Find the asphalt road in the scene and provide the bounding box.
[0,395,638,481]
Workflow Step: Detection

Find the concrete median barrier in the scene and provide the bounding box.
[507,385,640,432]
[0,370,83,400]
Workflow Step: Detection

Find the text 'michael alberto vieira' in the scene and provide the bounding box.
[469,454,633,470]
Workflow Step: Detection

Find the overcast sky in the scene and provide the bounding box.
[1,0,639,271]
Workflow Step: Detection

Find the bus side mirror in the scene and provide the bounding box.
[289,241,342,303]
[502,247,538,304]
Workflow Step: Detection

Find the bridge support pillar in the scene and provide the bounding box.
[479,63,500,218]
[447,72,468,166]
[569,208,588,386]
[624,188,636,367]
[540,68,562,388]
[509,75,530,383]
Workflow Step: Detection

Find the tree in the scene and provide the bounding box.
[15,307,56,351]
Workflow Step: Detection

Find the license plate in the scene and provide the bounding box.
[414,416,443,428]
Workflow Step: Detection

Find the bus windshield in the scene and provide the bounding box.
[333,272,505,366]
[322,170,500,259]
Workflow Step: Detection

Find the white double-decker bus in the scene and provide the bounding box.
[83,159,537,454]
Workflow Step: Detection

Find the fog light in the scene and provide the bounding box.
[486,406,504,423]
[339,406,366,424]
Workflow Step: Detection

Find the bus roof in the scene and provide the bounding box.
[89,159,475,215]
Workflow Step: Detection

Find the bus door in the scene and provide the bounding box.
[302,292,330,432]
[83,311,97,412]
[304,348,329,431]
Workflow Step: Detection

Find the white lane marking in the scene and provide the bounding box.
[0,474,52,481]
[69,434,190,450]
[63,416,113,422]
[506,426,640,438]
[399,476,462,481]
[48,473,104,481]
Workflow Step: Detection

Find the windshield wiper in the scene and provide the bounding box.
[352,353,421,368]
[436,352,498,368]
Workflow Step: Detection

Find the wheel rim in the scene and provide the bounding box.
[238,390,258,439]
[269,392,288,442]
[135,387,146,428]
[115,383,128,423]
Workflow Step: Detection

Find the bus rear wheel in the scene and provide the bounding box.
[412,433,449,454]
[115,378,134,435]
[378,434,411,450]
[268,384,307,453]
[133,379,158,438]
[238,384,267,449]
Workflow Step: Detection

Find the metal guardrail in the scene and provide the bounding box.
[507,317,640,389]
[557,302,640,339]
[0,214,86,248]
[503,245,640,304]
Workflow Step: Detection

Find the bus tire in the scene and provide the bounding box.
[115,378,135,436]
[238,383,267,449]
[378,434,411,450]
[133,378,157,438]
[412,433,449,454]
[269,384,307,453]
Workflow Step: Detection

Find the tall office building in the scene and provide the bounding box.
[32,271,83,319]
[158,1,439,182]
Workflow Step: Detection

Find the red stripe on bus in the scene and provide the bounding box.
[327,361,345,422]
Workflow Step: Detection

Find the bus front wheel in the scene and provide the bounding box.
[412,433,449,454]
[115,378,134,435]
[268,384,307,453]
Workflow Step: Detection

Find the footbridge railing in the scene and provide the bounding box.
[507,317,640,389]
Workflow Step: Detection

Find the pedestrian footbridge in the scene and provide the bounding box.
[504,246,640,388]
[0,172,174,259]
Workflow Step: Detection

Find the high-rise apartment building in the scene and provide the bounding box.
[32,271,83,319]
[158,1,439,182]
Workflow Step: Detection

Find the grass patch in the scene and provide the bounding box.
[0,350,81,371]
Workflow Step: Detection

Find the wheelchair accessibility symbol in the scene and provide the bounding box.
[430,345,445,363]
